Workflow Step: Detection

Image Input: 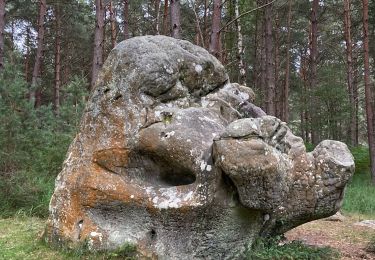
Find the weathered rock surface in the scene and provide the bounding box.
[45,35,354,259]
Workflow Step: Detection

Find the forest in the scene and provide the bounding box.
[0,0,375,259]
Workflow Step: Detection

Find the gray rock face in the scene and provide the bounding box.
[45,36,355,259]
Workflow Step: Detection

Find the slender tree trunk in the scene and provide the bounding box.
[274,13,280,118]
[170,0,181,38]
[24,27,31,82]
[54,5,62,115]
[309,0,319,145]
[30,0,47,107]
[154,0,161,34]
[283,0,292,123]
[209,0,222,60]
[234,0,246,85]
[0,0,5,72]
[123,0,129,40]
[91,0,105,89]
[163,0,169,35]
[259,9,266,109]
[191,0,204,47]
[353,51,359,145]
[109,1,117,47]
[344,0,356,146]
[362,0,375,184]
[264,0,275,115]
[203,0,208,47]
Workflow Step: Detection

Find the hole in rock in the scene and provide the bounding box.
[114,94,122,100]
[159,166,196,186]
[150,229,157,239]
[104,88,110,93]
[77,219,84,239]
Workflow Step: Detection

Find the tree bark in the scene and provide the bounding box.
[123,0,129,40]
[309,0,319,145]
[54,5,62,115]
[154,0,161,34]
[234,0,246,85]
[209,0,222,60]
[0,0,5,72]
[203,0,208,47]
[353,49,359,145]
[163,0,169,35]
[30,0,47,107]
[362,0,375,184]
[283,0,292,123]
[274,13,280,118]
[109,1,117,48]
[91,0,105,90]
[170,0,181,38]
[190,0,204,47]
[264,0,275,115]
[344,0,356,146]
[24,27,31,82]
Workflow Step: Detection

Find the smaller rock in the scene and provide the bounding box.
[324,211,345,222]
[354,220,375,229]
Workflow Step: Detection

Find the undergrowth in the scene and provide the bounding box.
[342,146,375,217]
[0,63,88,218]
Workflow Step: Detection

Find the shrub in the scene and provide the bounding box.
[0,63,88,217]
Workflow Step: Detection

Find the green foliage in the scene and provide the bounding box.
[246,237,340,260]
[0,62,88,218]
[107,243,137,259]
[350,146,371,174]
[342,173,375,217]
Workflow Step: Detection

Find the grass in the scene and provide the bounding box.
[342,172,375,217]
[246,237,340,260]
[0,217,137,260]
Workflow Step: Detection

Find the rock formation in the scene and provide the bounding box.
[45,35,354,259]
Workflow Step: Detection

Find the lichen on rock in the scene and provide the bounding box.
[45,35,354,259]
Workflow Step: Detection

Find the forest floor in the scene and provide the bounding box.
[0,214,374,259]
[286,213,375,259]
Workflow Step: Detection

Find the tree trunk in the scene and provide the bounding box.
[344,0,356,146]
[234,0,246,85]
[203,0,208,47]
[123,0,129,40]
[24,26,31,82]
[283,0,292,123]
[0,0,5,72]
[109,1,117,48]
[30,0,47,107]
[274,13,280,118]
[309,0,319,145]
[154,0,161,34]
[353,50,359,145]
[191,0,204,47]
[170,0,181,38]
[209,0,222,60]
[264,0,275,115]
[362,0,375,184]
[163,0,169,35]
[54,5,62,115]
[91,0,105,90]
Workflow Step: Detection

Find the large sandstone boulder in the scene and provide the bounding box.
[45,36,354,259]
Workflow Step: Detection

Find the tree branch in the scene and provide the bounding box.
[219,0,278,33]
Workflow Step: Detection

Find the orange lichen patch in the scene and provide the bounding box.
[78,164,146,207]
[93,148,130,173]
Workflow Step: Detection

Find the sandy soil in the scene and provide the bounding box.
[285,215,375,260]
